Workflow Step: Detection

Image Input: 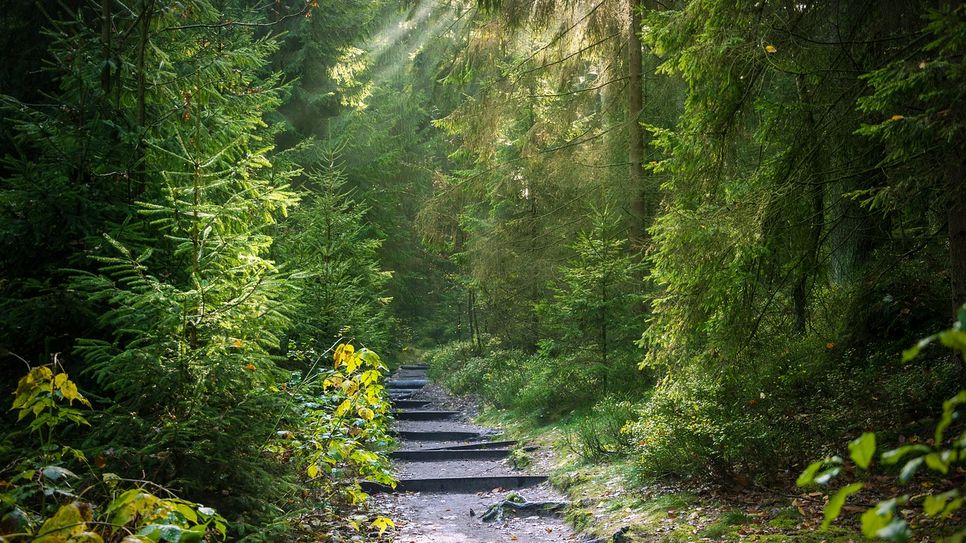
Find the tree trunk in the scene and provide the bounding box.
[948,159,966,314]
[791,75,825,333]
[101,0,112,94]
[627,0,646,250]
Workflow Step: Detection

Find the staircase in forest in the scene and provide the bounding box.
[368,365,576,542]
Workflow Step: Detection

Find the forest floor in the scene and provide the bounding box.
[481,414,962,543]
[374,372,959,542]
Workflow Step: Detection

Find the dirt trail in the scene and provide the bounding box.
[372,366,577,543]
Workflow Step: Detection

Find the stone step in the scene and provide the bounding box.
[361,475,548,494]
[393,409,459,421]
[400,364,428,370]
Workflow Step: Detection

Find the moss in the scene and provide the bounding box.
[698,510,751,539]
[767,507,803,529]
[748,530,856,543]
[566,508,596,533]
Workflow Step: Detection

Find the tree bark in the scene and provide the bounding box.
[948,159,966,315]
[627,0,646,250]
[792,75,825,333]
[101,0,112,94]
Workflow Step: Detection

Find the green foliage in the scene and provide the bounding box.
[797,309,966,542]
[536,209,644,390]
[566,397,635,463]
[276,158,393,354]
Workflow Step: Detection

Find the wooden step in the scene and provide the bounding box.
[393,410,459,421]
[392,399,432,409]
[395,430,498,441]
[427,440,518,450]
[390,448,514,461]
[361,475,548,494]
[387,379,428,389]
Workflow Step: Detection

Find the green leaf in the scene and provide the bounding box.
[876,519,910,542]
[862,505,892,537]
[923,452,949,474]
[881,444,929,465]
[822,483,863,530]
[923,490,960,518]
[41,465,77,481]
[939,330,966,357]
[899,457,923,483]
[797,460,824,487]
[861,497,908,539]
[936,391,966,443]
[848,432,876,469]
[902,337,932,361]
[797,457,842,487]
[814,466,841,485]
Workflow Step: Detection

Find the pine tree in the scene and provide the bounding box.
[278,156,393,355]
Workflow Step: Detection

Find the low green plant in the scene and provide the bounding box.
[270,343,396,539]
[797,306,966,542]
[567,397,635,463]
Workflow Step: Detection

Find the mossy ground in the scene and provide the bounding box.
[475,408,865,543]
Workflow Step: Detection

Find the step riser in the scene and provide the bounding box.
[426,440,517,450]
[362,475,548,494]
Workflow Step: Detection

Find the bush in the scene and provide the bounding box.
[567,396,636,463]
[427,338,648,422]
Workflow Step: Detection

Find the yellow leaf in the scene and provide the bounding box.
[371,516,395,536]
[231,339,244,348]
[890,114,905,121]
[342,379,359,397]
[323,374,344,390]
[345,353,361,374]
[334,343,346,367]
[244,363,257,372]
[307,464,319,478]
[357,407,375,421]
[333,343,355,368]
[335,399,352,417]
[61,380,79,402]
[765,44,777,53]
[54,373,68,388]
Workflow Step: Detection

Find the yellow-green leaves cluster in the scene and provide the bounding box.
[300,343,396,516]
[12,366,91,432]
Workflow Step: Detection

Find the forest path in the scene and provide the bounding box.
[369,366,577,542]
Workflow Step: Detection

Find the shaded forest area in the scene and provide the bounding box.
[0,0,963,542]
